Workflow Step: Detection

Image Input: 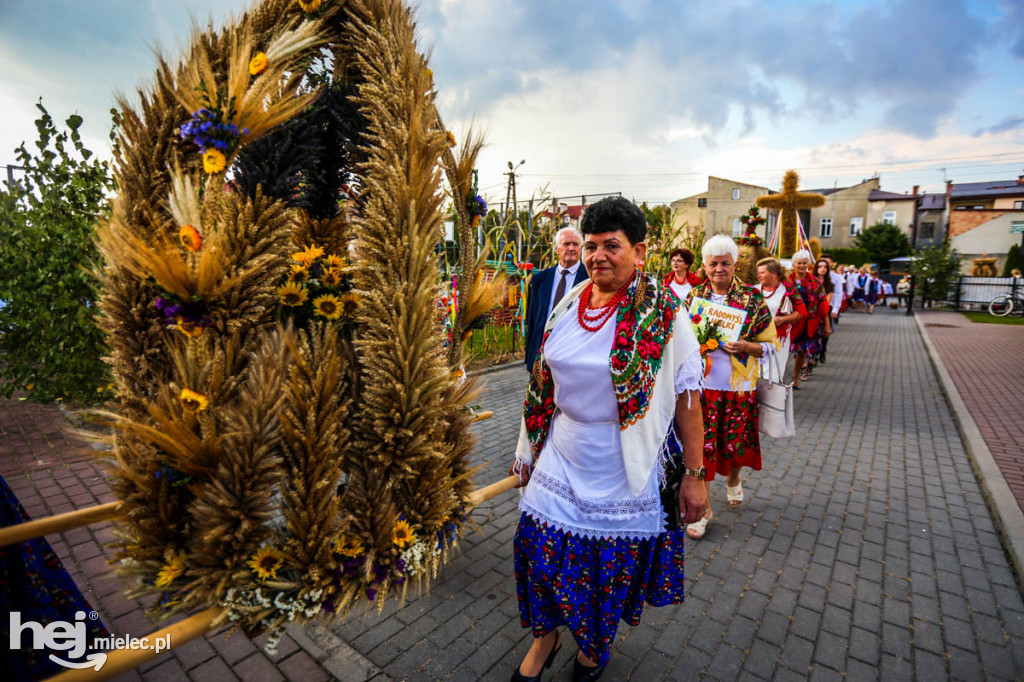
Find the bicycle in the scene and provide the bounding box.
[988,289,1024,317]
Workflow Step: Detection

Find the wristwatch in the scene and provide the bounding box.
[683,466,707,480]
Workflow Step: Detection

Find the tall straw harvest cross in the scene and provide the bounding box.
[756,170,825,258]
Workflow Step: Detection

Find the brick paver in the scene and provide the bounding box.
[331,307,1024,680]
[917,311,1024,513]
[0,400,332,681]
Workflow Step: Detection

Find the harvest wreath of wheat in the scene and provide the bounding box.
[0,0,517,669]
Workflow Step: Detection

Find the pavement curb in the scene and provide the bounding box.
[914,312,1024,584]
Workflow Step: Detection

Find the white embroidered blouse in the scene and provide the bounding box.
[518,297,703,541]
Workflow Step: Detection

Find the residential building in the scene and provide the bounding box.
[806,178,879,250]
[867,187,918,242]
[670,191,707,237]
[914,193,947,249]
[948,175,1024,272]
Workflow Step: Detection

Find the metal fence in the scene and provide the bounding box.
[950,276,1021,309]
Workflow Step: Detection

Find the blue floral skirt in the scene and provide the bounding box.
[513,513,686,666]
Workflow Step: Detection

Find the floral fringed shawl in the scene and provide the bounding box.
[515,272,699,495]
[786,272,829,340]
[684,278,777,390]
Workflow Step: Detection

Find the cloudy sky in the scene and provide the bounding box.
[2,0,1023,207]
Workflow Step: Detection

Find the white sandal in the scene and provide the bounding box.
[686,511,712,540]
[727,482,744,507]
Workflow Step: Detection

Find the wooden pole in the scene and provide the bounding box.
[0,501,122,548]
[46,607,223,682]
[466,475,519,508]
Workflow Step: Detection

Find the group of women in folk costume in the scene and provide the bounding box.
[786,250,832,389]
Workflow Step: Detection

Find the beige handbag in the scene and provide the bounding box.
[757,354,795,438]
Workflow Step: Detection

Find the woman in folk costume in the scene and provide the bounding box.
[754,257,807,381]
[788,250,831,388]
[682,235,777,540]
[508,196,708,682]
[664,247,702,302]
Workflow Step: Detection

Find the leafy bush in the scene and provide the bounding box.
[0,103,116,403]
[854,222,911,265]
[912,240,961,305]
[821,247,872,267]
[1003,243,1024,277]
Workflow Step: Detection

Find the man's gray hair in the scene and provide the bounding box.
[553,226,583,251]
[701,234,739,264]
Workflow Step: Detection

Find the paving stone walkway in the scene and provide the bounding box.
[330,307,1024,680]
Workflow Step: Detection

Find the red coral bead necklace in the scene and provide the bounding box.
[577,272,634,332]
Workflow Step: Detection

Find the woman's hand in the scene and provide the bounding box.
[679,477,709,524]
[722,340,761,357]
[823,323,833,338]
[508,459,531,488]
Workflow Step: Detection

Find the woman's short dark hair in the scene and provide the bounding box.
[580,196,646,245]
[669,248,694,267]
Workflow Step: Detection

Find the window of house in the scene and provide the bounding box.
[698,198,707,208]
[819,218,833,238]
[920,222,935,239]
[1012,220,1024,233]
[882,211,896,225]
[732,189,740,200]
[732,218,743,237]
[1014,200,1023,209]
[849,217,863,236]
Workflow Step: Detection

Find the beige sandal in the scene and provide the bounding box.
[686,511,712,540]
[727,482,744,507]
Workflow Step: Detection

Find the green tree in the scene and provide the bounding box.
[1003,243,1024,277]
[0,102,116,403]
[639,202,674,246]
[854,222,911,266]
[911,240,961,306]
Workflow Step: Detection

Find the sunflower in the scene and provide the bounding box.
[179,388,209,412]
[320,267,343,286]
[289,263,310,283]
[247,545,285,581]
[179,224,202,251]
[278,281,309,307]
[202,148,227,174]
[298,0,323,12]
[392,519,415,549]
[341,292,360,317]
[176,317,204,338]
[313,294,343,320]
[325,254,348,270]
[333,535,364,558]
[248,51,268,76]
[155,551,186,588]
[292,244,325,268]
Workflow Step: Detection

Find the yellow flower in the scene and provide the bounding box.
[325,254,347,270]
[313,294,343,320]
[247,545,285,581]
[289,263,310,283]
[202,148,227,174]
[155,551,186,588]
[320,268,343,286]
[176,317,204,338]
[298,0,323,12]
[179,224,202,252]
[341,292,360,317]
[392,519,415,549]
[706,338,719,351]
[333,535,364,558]
[249,52,268,76]
[292,244,325,268]
[180,388,209,412]
[278,280,309,307]
[446,131,456,148]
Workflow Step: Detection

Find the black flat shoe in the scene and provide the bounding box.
[572,655,605,682]
[511,632,561,682]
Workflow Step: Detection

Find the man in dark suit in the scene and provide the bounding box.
[524,226,588,369]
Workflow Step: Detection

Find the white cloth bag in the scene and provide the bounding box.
[756,355,794,438]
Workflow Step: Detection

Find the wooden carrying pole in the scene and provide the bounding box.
[0,501,122,549]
